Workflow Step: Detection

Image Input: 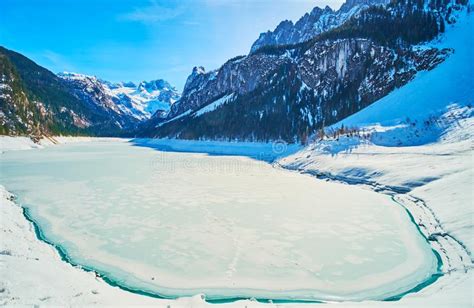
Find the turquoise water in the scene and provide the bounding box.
[0,140,439,301]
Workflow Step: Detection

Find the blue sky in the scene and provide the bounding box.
[0,0,344,91]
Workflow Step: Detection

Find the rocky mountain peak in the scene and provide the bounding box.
[340,0,389,12]
[275,20,294,31]
[250,0,390,53]
[138,79,173,93]
[183,66,207,91]
[122,81,137,88]
[140,0,464,141]
[193,66,206,75]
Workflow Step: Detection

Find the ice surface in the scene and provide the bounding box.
[0,184,181,306]
[2,6,472,306]
[0,140,437,301]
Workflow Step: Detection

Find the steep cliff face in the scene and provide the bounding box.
[140,0,466,142]
[57,73,138,131]
[250,0,390,53]
[143,39,450,141]
[168,54,288,118]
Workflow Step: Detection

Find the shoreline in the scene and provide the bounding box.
[7,183,440,304]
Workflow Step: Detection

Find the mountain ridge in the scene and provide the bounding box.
[250,0,390,53]
[139,0,466,142]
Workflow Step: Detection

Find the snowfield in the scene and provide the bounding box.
[0,135,127,153]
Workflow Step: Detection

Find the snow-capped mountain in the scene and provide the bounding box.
[250,0,390,53]
[1,48,138,136]
[105,79,180,120]
[58,72,180,121]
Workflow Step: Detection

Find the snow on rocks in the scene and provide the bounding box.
[58,72,180,121]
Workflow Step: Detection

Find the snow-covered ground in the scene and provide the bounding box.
[0,135,127,153]
[0,136,54,152]
[279,115,473,306]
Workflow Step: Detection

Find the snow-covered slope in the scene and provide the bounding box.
[279,7,473,305]
[58,72,180,121]
[332,10,473,128]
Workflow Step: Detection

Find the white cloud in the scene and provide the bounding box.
[119,0,185,24]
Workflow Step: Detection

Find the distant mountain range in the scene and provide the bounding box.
[58,72,179,121]
[0,48,179,136]
[1,0,469,141]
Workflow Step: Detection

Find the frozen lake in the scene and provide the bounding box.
[0,140,438,301]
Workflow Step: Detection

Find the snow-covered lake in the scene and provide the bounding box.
[0,140,438,301]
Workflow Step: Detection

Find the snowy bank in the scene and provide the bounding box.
[0,136,46,152]
[0,135,127,153]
